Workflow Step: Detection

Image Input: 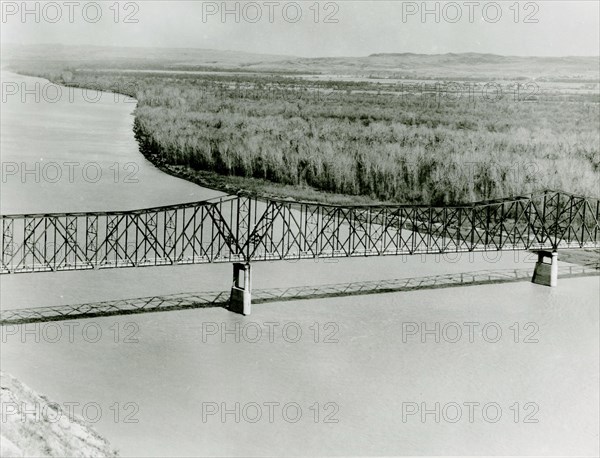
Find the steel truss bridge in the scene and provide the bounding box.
[1,190,598,275]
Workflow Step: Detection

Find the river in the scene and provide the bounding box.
[0,71,598,457]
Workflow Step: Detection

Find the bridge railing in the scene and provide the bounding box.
[1,190,598,274]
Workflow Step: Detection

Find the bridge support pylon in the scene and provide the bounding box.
[531,250,558,287]
[230,263,252,315]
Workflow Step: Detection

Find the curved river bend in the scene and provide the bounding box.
[1,72,598,457]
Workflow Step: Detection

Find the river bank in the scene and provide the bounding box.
[6,66,386,207]
[0,372,118,457]
[136,138,386,206]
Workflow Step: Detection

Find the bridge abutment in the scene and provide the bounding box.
[230,263,252,315]
[531,251,558,287]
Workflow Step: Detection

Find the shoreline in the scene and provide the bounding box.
[0,371,118,457]
[132,115,390,207]
[4,67,388,207]
[138,148,386,206]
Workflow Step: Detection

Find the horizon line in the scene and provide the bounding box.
[2,42,599,60]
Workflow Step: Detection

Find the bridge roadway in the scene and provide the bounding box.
[1,189,598,314]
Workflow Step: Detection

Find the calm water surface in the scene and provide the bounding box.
[1,72,598,457]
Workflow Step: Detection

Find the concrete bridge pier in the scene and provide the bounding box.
[531,250,558,287]
[230,263,252,315]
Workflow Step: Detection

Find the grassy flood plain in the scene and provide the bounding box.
[12,64,600,205]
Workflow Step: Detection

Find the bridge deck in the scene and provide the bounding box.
[1,190,598,274]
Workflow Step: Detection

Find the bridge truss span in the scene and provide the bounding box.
[1,190,598,275]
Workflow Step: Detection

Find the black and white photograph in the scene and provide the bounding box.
[0,1,599,456]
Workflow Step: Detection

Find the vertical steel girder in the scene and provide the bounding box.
[0,191,598,274]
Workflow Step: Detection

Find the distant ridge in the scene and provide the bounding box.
[3,44,599,80]
[370,52,503,58]
[369,52,594,59]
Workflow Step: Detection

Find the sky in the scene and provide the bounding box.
[1,0,599,57]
